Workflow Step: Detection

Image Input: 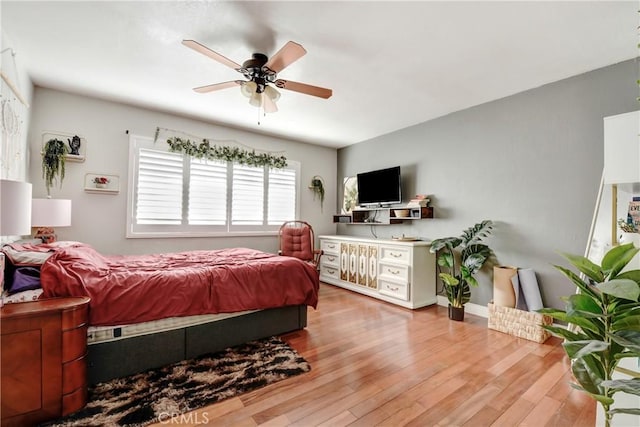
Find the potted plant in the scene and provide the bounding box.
[429,220,494,321]
[93,176,110,188]
[539,243,640,427]
[309,175,325,211]
[42,138,68,195]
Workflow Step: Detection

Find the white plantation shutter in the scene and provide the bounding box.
[268,167,296,224]
[136,148,183,225]
[231,164,264,225]
[128,135,300,237]
[188,158,227,225]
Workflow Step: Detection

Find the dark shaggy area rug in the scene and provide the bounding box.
[44,337,310,427]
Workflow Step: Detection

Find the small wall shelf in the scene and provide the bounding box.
[334,206,433,225]
[84,173,119,194]
[42,131,87,163]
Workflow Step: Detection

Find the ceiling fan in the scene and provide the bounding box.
[182,39,332,113]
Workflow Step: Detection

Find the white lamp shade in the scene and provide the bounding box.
[249,91,263,108]
[31,198,72,227]
[0,180,33,236]
[264,85,281,102]
[241,81,257,98]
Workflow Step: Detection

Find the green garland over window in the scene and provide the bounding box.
[166,137,288,169]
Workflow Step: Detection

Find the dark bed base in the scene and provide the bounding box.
[86,305,308,385]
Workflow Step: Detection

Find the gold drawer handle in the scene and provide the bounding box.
[390,252,402,258]
[388,269,400,275]
[327,256,336,262]
[386,285,399,292]
[327,244,336,249]
[326,269,336,275]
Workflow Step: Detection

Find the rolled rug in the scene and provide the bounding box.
[493,265,517,307]
[517,268,544,311]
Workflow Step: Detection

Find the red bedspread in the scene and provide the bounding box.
[40,245,319,326]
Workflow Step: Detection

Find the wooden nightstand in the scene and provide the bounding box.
[1,297,90,426]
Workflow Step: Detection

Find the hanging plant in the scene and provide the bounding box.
[309,175,325,211]
[42,138,68,195]
[165,137,287,169]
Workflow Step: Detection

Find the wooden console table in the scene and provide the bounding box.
[1,297,90,426]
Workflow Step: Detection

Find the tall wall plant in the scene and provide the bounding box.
[540,243,640,427]
[42,138,67,195]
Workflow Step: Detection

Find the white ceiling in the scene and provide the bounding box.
[2,1,637,148]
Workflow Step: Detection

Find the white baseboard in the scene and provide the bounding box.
[436,295,489,318]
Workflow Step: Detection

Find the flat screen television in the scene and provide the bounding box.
[356,166,402,206]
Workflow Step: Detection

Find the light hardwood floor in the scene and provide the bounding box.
[154,283,596,426]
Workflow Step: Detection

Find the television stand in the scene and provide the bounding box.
[318,235,436,308]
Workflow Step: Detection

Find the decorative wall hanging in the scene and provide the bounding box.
[84,173,120,194]
[154,127,287,168]
[0,48,28,179]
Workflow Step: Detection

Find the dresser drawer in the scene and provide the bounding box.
[379,262,409,282]
[320,253,339,267]
[62,356,87,394]
[379,280,409,301]
[320,265,340,281]
[379,246,411,265]
[321,240,340,254]
[62,326,88,362]
[62,386,88,416]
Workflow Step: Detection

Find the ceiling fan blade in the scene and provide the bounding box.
[193,80,242,93]
[264,41,306,74]
[274,79,332,99]
[182,40,241,70]
[263,95,278,113]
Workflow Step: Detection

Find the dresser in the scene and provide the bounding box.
[1,297,90,426]
[318,235,436,309]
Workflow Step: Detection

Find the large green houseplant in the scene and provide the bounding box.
[540,243,640,427]
[429,220,494,320]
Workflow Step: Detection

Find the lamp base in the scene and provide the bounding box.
[34,227,57,244]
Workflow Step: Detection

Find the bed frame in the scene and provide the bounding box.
[86,305,307,385]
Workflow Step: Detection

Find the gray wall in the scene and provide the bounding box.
[337,59,638,309]
[27,88,337,255]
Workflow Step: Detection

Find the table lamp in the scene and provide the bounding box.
[1,179,32,295]
[31,198,72,243]
[1,179,33,236]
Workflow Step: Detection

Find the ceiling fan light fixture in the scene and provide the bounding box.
[249,91,263,108]
[241,81,257,98]
[264,85,281,102]
[184,39,332,112]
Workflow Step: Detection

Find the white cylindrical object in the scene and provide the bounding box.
[0,180,33,236]
[493,266,517,308]
[31,198,72,227]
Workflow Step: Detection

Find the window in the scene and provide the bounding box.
[127,135,300,237]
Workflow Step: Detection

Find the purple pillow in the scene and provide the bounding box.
[8,266,41,294]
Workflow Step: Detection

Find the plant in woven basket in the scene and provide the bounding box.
[429,220,494,320]
[42,138,68,195]
[539,243,640,427]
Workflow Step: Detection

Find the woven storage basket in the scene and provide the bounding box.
[487,303,552,343]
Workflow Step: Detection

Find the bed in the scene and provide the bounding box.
[1,242,319,384]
